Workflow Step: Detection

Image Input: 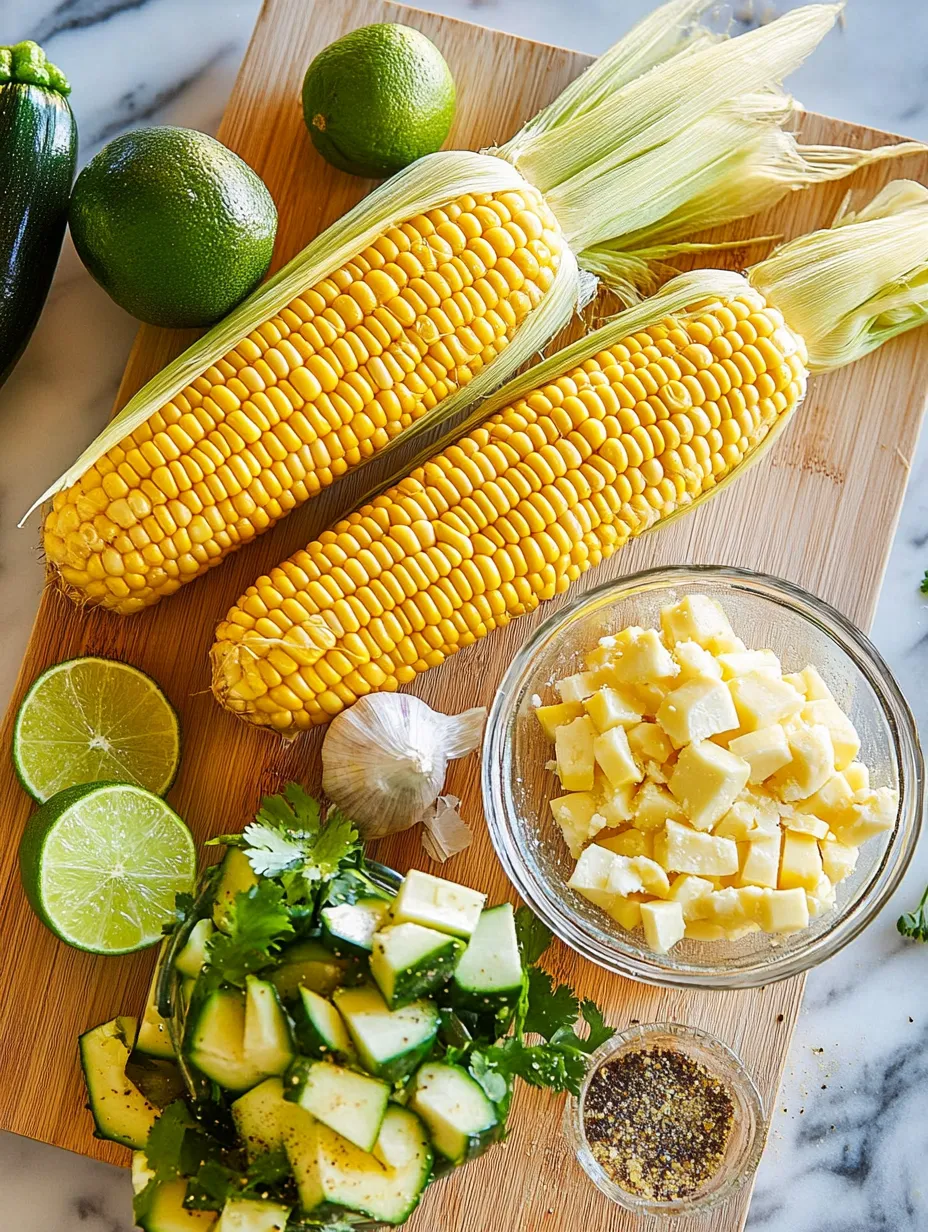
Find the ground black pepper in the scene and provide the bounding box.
[582,1045,735,1201]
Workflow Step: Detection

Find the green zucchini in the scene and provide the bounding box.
[0,42,76,386]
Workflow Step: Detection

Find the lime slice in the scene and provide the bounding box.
[19,781,196,954]
[13,657,181,803]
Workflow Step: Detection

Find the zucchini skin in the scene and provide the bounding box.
[0,80,76,386]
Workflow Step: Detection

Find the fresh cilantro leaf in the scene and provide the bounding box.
[238,822,307,877]
[578,1000,615,1054]
[257,782,322,834]
[898,884,928,941]
[244,1146,291,1190]
[514,905,552,965]
[133,1102,196,1221]
[305,807,359,882]
[206,881,294,986]
[520,968,579,1041]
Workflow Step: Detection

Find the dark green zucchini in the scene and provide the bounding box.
[0,41,77,386]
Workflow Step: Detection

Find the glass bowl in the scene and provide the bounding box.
[482,566,923,989]
[563,1022,764,1219]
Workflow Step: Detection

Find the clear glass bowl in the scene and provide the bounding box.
[563,1022,764,1218]
[482,566,923,989]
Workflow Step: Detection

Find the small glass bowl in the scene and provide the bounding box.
[483,566,924,989]
[563,1022,765,1219]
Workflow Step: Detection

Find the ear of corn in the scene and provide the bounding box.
[211,185,928,734]
[32,2,920,614]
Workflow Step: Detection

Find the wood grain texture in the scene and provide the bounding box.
[1,3,926,1231]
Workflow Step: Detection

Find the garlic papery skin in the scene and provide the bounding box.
[321,693,486,839]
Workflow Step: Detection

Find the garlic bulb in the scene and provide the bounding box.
[321,693,485,839]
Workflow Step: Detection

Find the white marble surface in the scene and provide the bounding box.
[2,1,928,1229]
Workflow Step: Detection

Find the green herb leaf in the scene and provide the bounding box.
[239,822,308,877]
[514,905,552,965]
[206,880,294,986]
[521,968,579,1041]
[133,1101,196,1222]
[897,884,928,941]
[920,570,928,595]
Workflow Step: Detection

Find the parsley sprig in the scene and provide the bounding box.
[898,883,928,941]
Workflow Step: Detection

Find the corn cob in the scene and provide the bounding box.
[43,188,562,613]
[210,181,928,734]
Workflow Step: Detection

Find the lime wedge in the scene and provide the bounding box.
[19,781,196,954]
[13,657,180,803]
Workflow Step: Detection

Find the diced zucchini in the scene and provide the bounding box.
[292,988,355,1061]
[126,1055,186,1110]
[184,988,266,1092]
[369,923,464,1008]
[136,1178,218,1232]
[243,976,294,1076]
[321,897,391,956]
[175,918,215,979]
[136,951,175,1059]
[231,1078,289,1162]
[214,1198,290,1232]
[333,985,438,1083]
[409,1062,501,1164]
[285,1104,431,1226]
[390,870,485,939]
[285,1057,389,1152]
[268,939,356,1002]
[452,903,524,1017]
[212,848,259,932]
[79,1016,158,1149]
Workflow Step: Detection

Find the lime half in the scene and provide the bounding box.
[19,781,196,954]
[13,657,181,803]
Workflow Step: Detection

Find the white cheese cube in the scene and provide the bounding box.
[782,812,829,840]
[584,638,618,672]
[655,819,739,877]
[743,789,782,836]
[628,855,671,897]
[608,628,679,684]
[739,831,782,889]
[568,845,617,907]
[584,686,642,733]
[599,829,654,859]
[844,762,870,792]
[659,595,741,652]
[783,665,833,701]
[801,699,860,771]
[605,896,643,931]
[770,723,835,802]
[673,640,723,680]
[598,782,637,828]
[714,800,757,841]
[555,715,596,792]
[657,677,739,749]
[806,873,837,918]
[758,888,810,933]
[668,874,715,921]
[779,830,823,892]
[641,900,686,954]
[535,700,584,741]
[821,838,859,883]
[633,781,684,832]
[833,786,898,846]
[728,673,805,733]
[717,649,782,680]
[606,855,648,897]
[550,792,607,859]
[593,725,643,789]
[704,886,766,928]
[631,682,670,717]
[795,773,855,829]
[627,721,673,764]
[728,724,792,784]
[555,671,599,703]
[685,919,727,940]
[669,741,751,831]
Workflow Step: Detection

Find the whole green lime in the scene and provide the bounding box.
[69,126,277,328]
[302,23,456,179]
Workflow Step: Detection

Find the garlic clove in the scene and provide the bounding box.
[321,693,486,840]
[421,795,472,863]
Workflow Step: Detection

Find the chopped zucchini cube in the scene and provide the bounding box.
[212,848,259,933]
[369,922,464,1008]
[79,1016,158,1149]
[175,917,215,979]
[320,897,392,956]
[452,903,524,1017]
[333,984,439,1083]
[292,987,355,1061]
[409,1062,501,1163]
[214,1199,291,1232]
[136,1179,218,1231]
[231,1077,289,1162]
[184,988,267,1092]
[285,1057,389,1153]
[243,977,294,1077]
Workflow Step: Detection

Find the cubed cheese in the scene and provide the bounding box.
[742,789,781,835]
[655,819,739,877]
[535,700,584,740]
[633,781,684,831]
[598,782,637,828]
[656,677,739,748]
[584,638,618,672]
[758,887,810,934]
[606,855,649,897]
[715,798,762,841]
[770,723,835,802]
[806,873,837,918]
[627,721,673,764]
[555,672,599,703]
[641,900,685,954]
[550,792,607,859]
[593,725,643,789]
[844,762,870,792]
[599,829,654,858]
[659,595,741,652]
[779,829,823,891]
[717,649,782,680]
[567,845,617,907]
[782,812,829,840]
[728,724,792,784]
[801,699,860,771]
[795,773,855,828]
[668,874,715,920]
[584,686,642,733]
[738,831,782,889]
[673,640,723,680]
[821,838,859,883]
[728,673,805,732]
[685,919,727,940]
[704,886,766,928]
[833,786,898,846]
[555,715,596,792]
[608,628,679,684]
[631,682,670,717]
[605,896,643,931]
[629,855,671,897]
[783,665,833,701]
[669,741,751,831]
[725,922,763,941]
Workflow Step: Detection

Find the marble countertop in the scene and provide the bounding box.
[2,1,928,1229]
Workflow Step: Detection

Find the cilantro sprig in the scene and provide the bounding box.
[205,880,294,986]
[898,884,928,941]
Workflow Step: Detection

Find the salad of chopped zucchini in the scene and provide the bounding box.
[79,784,612,1230]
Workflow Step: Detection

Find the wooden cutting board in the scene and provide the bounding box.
[1,2,926,1229]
